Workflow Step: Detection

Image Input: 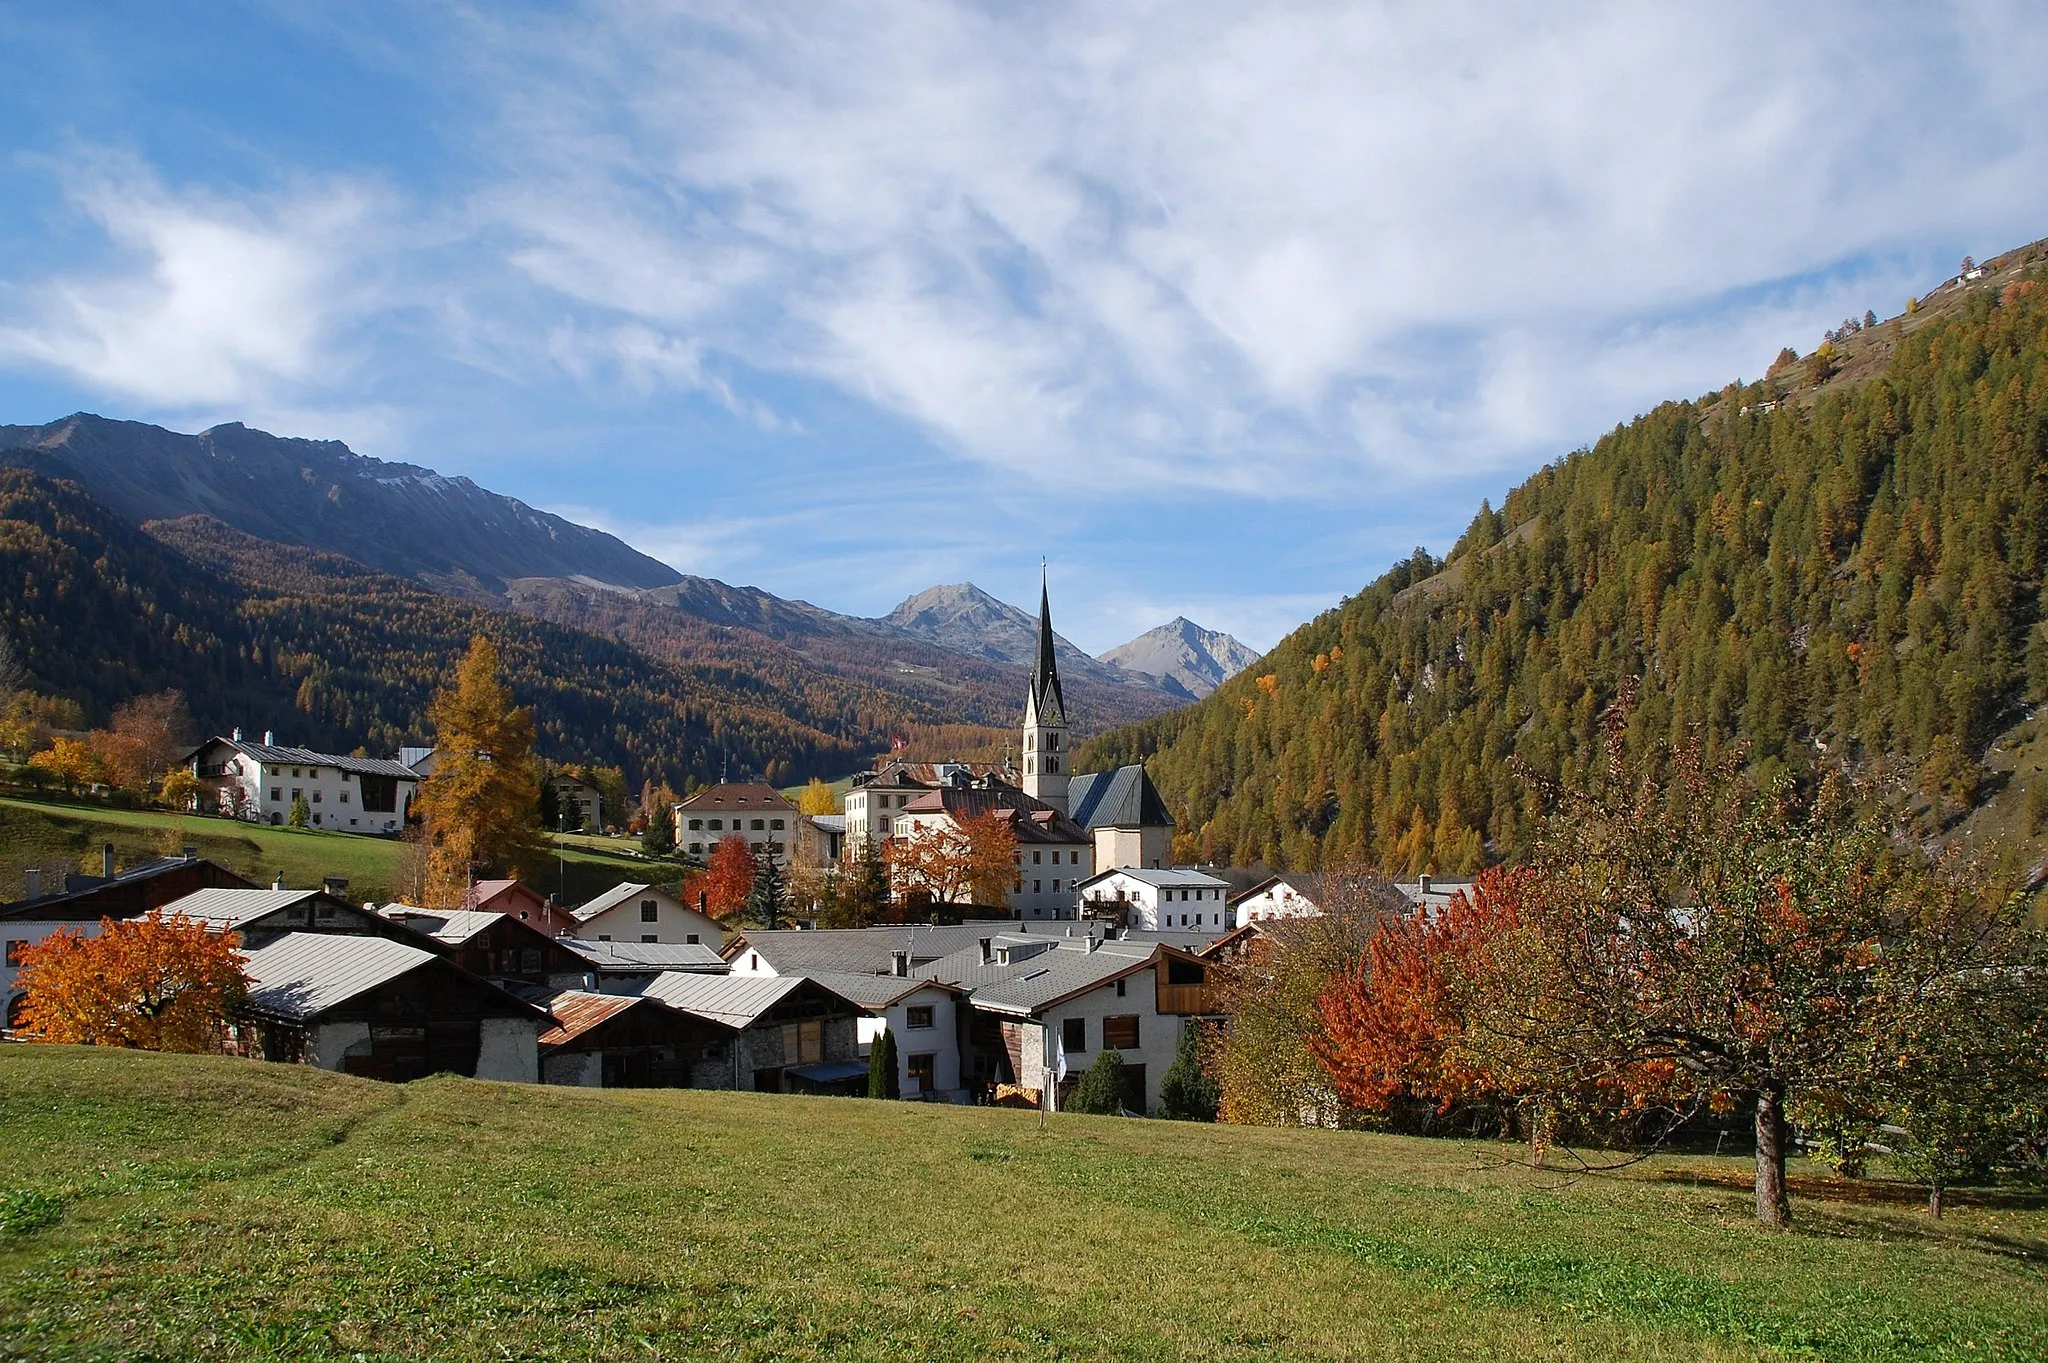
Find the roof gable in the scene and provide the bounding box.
[1068,765,1175,831]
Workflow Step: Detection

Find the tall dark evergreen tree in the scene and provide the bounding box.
[748,848,788,930]
[868,1025,901,1100]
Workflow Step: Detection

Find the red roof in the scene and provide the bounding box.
[538,991,646,1047]
[900,782,1090,845]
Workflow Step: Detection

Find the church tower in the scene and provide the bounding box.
[1021,567,1070,815]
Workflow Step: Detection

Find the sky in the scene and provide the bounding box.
[2,2,2046,654]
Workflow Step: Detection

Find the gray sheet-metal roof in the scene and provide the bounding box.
[154,887,321,928]
[728,925,1000,975]
[425,910,505,945]
[804,971,959,1010]
[631,972,811,1027]
[1068,765,1175,831]
[1078,866,1229,890]
[571,882,663,921]
[952,941,1161,1016]
[189,737,421,780]
[558,937,727,972]
[241,931,440,1020]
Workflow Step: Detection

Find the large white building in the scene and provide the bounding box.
[673,783,798,865]
[186,731,420,834]
[1076,867,1233,931]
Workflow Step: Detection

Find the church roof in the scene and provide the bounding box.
[1028,573,1066,726]
[1068,765,1174,831]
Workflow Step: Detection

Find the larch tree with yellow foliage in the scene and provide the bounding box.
[418,636,544,906]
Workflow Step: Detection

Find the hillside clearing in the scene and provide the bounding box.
[1,1049,2043,1361]
[0,797,669,907]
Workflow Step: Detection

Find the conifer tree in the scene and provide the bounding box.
[748,847,787,929]
[1158,1025,1220,1121]
[1068,1049,1128,1115]
[418,635,544,906]
[868,1025,900,1099]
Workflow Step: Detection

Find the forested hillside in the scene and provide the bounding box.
[0,470,864,786]
[1084,263,2048,873]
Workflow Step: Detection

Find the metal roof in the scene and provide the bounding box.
[727,925,998,975]
[945,940,1161,1016]
[557,937,727,971]
[241,932,441,1020]
[538,990,648,1047]
[190,736,421,780]
[154,887,321,928]
[804,971,959,1010]
[630,972,810,1027]
[630,972,860,1027]
[425,910,506,945]
[1068,765,1175,832]
[0,856,255,920]
[571,882,685,922]
[1077,866,1229,890]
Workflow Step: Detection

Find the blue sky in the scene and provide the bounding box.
[3,2,2046,653]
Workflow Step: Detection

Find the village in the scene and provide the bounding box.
[0,585,1447,1114]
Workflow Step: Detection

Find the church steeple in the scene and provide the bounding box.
[1021,564,1069,814]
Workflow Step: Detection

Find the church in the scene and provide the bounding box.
[874,574,1178,920]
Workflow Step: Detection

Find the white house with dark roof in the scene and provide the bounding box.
[1067,765,1175,871]
[808,971,968,1100]
[915,934,1207,1113]
[186,730,420,833]
[1229,872,1328,926]
[570,882,726,947]
[1076,867,1232,932]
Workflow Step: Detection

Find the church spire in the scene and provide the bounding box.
[1031,562,1065,725]
[1022,562,1069,815]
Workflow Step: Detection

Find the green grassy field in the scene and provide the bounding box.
[1,1049,2043,1361]
[0,797,675,906]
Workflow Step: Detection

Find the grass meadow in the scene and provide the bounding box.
[1,1046,2043,1361]
[0,796,668,906]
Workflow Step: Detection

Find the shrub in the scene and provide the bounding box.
[1068,1049,1127,1115]
[1158,1024,1220,1121]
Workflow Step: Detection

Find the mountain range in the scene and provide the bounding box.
[0,413,1250,778]
[1098,617,1262,699]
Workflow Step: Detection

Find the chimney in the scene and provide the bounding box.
[891,950,909,978]
[102,843,116,879]
[24,868,40,900]
[322,876,349,898]
[232,726,243,742]
[978,937,992,963]
[1418,872,1433,897]
[272,873,287,891]
[263,730,276,746]
[181,845,197,861]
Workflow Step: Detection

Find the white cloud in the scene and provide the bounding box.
[0,156,390,411]
[458,0,2048,494]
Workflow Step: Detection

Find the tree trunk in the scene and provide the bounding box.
[1928,1181,1944,1219]
[1754,1086,1790,1226]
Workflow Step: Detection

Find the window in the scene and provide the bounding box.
[685,933,700,945]
[906,1005,935,1030]
[770,818,785,830]
[338,790,349,804]
[641,900,659,923]
[907,1053,935,1092]
[709,819,723,830]
[1033,850,1042,864]
[598,934,612,942]
[1115,978,1126,997]
[1103,1015,1140,1049]
[269,788,281,802]
[690,843,704,854]
[291,788,302,801]
[751,818,765,831]
[642,934,659,943]
[312,791,322,803]
[1033,880,1041,894]
[4,940,26,968]
[1062,1017,1086,1053]
[689,818,703,830]
[522,949,542,971]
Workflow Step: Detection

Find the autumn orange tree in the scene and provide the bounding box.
[691,834,755,921]
[28,735,104,791]
[1311,868,1525,1122]
[887,812,1018,906]
[87,690,193,790]
[15,912,248,1052]
[417,635,544,906]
